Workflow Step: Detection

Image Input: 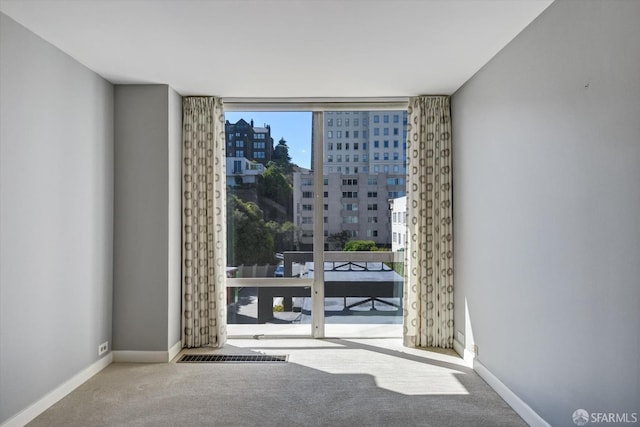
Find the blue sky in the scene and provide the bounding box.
[224,111,313,169]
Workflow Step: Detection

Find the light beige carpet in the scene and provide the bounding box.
[28,338,526,426]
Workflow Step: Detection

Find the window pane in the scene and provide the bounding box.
[225,112,313,334]
[319,110,407,334]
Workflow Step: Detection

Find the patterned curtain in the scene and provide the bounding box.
[403,96,454,349]
[182,97,227,348]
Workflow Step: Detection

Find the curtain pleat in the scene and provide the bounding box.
[182,97,227,348]
[403,96,454,348]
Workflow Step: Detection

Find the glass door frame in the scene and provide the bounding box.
[224,100,409,338]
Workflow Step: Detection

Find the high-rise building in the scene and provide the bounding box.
[224,119,273,163]
[293,111,408,250]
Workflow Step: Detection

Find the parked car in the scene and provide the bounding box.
[274,264,284,277]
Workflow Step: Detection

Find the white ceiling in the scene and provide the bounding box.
[0,0,553,98]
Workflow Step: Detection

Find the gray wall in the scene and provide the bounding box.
[452,1,640,425]
[113,85,182,352]
[168,89,183,347]
[0,13,113,423]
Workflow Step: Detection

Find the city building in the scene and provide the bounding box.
[390,196,406,252]
[293,111,408,249]
[225,118,273,163]
[226,156,265,186]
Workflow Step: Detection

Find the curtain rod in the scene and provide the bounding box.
[223,97,410,112]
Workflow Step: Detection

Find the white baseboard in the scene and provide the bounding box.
[1,353,113,427]
[113,342,183,363]
[168,340,183,362]
[453,339,476,367]
[473,359,550,427]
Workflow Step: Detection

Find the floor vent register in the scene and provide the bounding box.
[177,354,289,363]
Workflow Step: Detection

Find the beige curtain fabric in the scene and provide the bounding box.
[403,96,454,349]
[182,97,227,348]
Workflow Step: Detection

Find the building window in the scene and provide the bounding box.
[374,128,380,136]
[337,131,342,138]
[327,131,333,138]
[383,140,389,148]
[328,118,334,126]
[301,217,313,224]
[383,128,389,136]
[302,191,313,198]
[387,178,404,185]
[373,115,379,123]
[367,204,378,211]
[374,152,379,160]
[337,119,342,126]
[368,216,378,223]
[367,191,377,198]
[343,203,358,211]
[302,177,313,185]
[393,114,399,123]
[302,204,313,211]
[374,140,379,148]
[342,191,358,198]
[343,216,358,224]
[342,179,358,186]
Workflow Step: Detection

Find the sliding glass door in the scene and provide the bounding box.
[225,106,407,338]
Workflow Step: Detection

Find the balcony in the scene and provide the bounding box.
[226,251,404,337]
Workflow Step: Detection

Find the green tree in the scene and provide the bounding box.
[344,240,381,252]
[227,195,275,265]
[267,220,297,253]
[272,138,293,173]
[257,164,292,208]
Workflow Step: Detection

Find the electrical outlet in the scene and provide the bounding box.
[98,341,109,356]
